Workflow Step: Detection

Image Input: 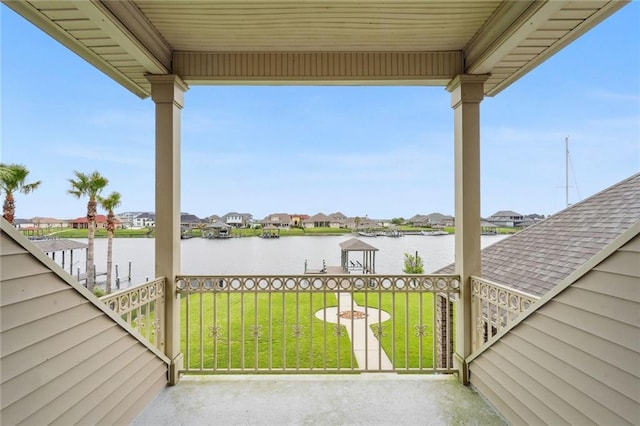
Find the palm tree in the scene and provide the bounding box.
[98,191,122,294]
[195,221,207,237]
[68,171,108,291]
[0,163,41,224]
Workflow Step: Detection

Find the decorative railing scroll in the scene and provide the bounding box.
[100,277,165,351]
[470,276,538,352]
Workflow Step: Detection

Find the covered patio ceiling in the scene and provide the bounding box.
[4,1,628,98]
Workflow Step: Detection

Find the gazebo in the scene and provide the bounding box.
[205,220,232,238]
[339,237,379,274]
[261,224,280,239]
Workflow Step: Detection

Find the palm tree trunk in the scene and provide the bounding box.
[3,192,15,224]
[106,227,113,294]
[86,200,96,291]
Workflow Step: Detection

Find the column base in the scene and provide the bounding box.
[169,353,184,385]
[453,352,469,385]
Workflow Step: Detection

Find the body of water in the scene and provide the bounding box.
[64,234,508,288]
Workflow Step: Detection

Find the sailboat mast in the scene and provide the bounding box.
[565,136,569,208]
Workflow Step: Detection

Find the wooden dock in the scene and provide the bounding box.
[77,271,107,283]
[305,266,345,274]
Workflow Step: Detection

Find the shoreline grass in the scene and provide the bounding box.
[22,225,519,239]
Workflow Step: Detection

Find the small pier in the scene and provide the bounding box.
[31,238,132,289]
[31,238,87,276]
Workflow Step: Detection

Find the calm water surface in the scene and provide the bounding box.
[68,234,508,288]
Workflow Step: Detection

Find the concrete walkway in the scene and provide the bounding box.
[315,292,393,370]
[133,374,506,426]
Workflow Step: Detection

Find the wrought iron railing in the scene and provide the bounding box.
[176,274,460,374]
[100,277,166,351]
[470,276,538,352]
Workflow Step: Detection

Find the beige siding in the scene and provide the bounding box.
[0,228,168,425]
[470,234,640,425]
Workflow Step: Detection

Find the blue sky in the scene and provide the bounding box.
[1,3,638,221]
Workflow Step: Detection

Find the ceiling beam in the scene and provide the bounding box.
[174,51,463,85]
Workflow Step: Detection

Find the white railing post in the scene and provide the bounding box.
[100,277,166,351]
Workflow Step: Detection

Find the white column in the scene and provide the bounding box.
[146,74,188,385]
[447,74,488,385]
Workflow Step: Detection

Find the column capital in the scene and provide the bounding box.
[447,74,490,108]
[146,74,189,107]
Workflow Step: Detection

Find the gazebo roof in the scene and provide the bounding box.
[339,237,378,252]
[31,239,88,253]
[206,220,231,229]
[4,1,627,98]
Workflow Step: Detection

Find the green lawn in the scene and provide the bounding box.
[181,292,355,370]
[25,227,153,238]
[353,292,436,369]
[179,290,444,371]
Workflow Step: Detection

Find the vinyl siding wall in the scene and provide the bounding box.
[0,228,168,425]
[469,235,640,425]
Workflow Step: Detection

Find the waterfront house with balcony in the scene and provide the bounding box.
[1,1,637,424]
[302,212,335,229]
[488,210,525,227]
[221,212,253,228]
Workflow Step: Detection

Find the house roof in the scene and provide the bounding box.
[136,212,155,219]
[339,238,379,252]
[263,213,291,222]
[71,215,110,223]
[490,210,523,218]
[4,2,627,98]
[31,217,65,224]
[438,173,640,297]
[290,214,310,219]
[426,213,453,222]
[180,214,202,223]
[206,220,231,229]
[304,213,332,222]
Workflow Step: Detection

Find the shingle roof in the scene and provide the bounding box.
[31,239,88,253]
[71,215,110,223]
[304,213,332,222]
[339,238,379,252]
[490,210,522,217]
[206,220,230,229]
[437,173,640,297]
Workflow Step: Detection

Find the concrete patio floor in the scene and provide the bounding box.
[133,374,506,426]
